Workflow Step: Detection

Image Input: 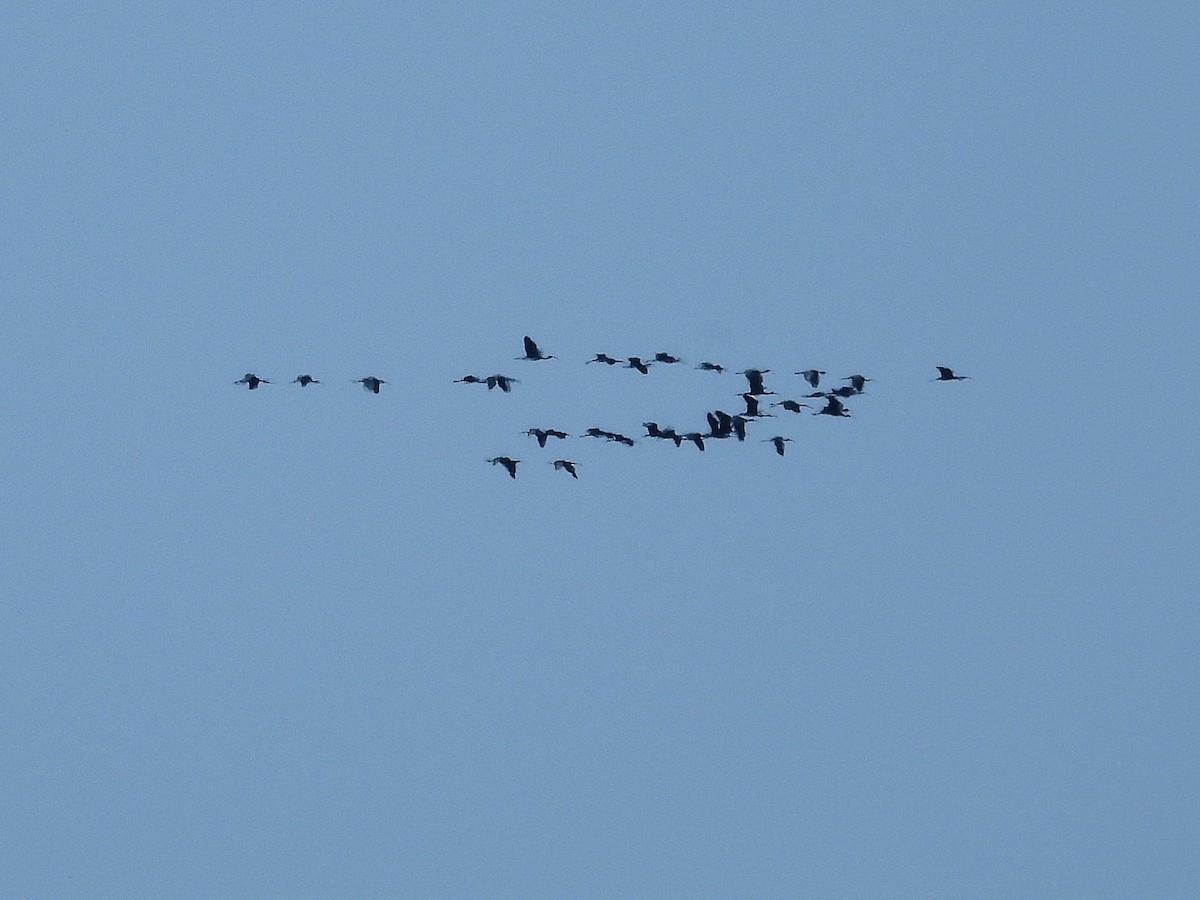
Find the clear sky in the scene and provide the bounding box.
[3,3,1198,897]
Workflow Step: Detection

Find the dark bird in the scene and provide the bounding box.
[235,373,269,390]
[551,459,579,479]
[583,427,609,439]
[795,369,825,388]
[486,374,519,392]
[828,385,859,398]
[587,353,622,365]
[696,361,726,373]
[772,399,812,413]
[706,410,734,439]
[455,374,486,384]
[653,352,683,364]
[525,428,569,448]
[356,376,386,394]
[742,393,774,418]
[607,431,636,446]
[731,415,749,441]
[815,395,851,417]
[520,336,556,360]
[680,432,706,451]
[764,435,793,456]
[292,375,319,386]
[845,374,872,392]
[643,422,680,442]
[488,456,519,478]
[935,366,970,381]
[739,368,773,395]
[626,357,652,374]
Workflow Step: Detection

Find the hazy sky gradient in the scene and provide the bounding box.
[4,3,1198,897]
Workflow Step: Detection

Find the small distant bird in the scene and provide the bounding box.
[235,373,269,390]
[486,374,519,392]
[844,374,872,392]
[742,393,774,418]
[764,436,793,456]
[815,395,851,417]
[739,368,773,395]
[626,357,651,374]
[525,428,569,448]
[356,376,385,394]
[551,459,579,479]
[488,456,519,478]
[706,410,734,439]
[455,374,486,384]
[587,353,621,365]
[607,431,636,446]
[795,369,825,388]
[731,415,749,441]
[828,385,859,398]
[583,427,609,439]
[643,422,680,442]
[772,399,812,413]
[653,352,683,364]
[680,432,706,451]
[292,375,319,386]
[520,336,556,360]
[696,361,726,373]
[935,366,970,381]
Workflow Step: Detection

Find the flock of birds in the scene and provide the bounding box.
[235,336,970,480]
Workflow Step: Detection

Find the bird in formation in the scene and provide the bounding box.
[293,375,319,386]
[488,456,519,478]
[765,435,793,456]
[796,369,825,388]
[235,373,269,389]
[520,336,556,361]
[587,353,621,365]
[626,357,652,374]
[356,376,386,394]
[696,361,726,373]
[815,395,851,417]
[551,459,579,479]
[525,428,569,448]
[654,352,683,364]
[772,399,812,413]
[935,366,970,381]
[845,374,872,392]
[740,368,773,395]
[485,374,518,392]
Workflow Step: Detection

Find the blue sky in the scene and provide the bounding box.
[3,3,1198,897]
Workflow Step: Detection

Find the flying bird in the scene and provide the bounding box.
[935,366,970,381]
[844,374,872,392]
[235,373,269,390]
[742,393,774,418]
[551,459,579,479]
[486,374,519,392]
[827,385,859,398]
[626,357,652,374]
[520,336,556,360]
[455,374,486,384]
[772,399,812,413]
[795,369,825,388]
[525,428,569,447]
[653,352,683,364]
[764,435,793,456]
[696,361,726,373]
[643,422,680,442]
[680,432,706,451]
[356,376,386,394]
[739,368,773,395]
[292,375,319,386]
[587,353,622,365]
[488,456,519,478]
[815,395,851,417]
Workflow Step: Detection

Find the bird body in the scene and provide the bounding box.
[235,373,269,389]
[844,374,872,392]
[486,374,519,392]
[356,376,386,393]
[525,428,569,447]
[552,459,579,479]
[488,456,519,478]
[935,366,970,381]
[654,352,682,364]
[520,336,556,360]
[588,353,621,365]
[455,374,485,384]
[292,375,319,386]
[697,362,726,373]
[626,357,651,374]
[815,395,851,417]
[796,369,825,388]
[681,432,705,451]
[765,435,793,456]
[740,368,772,395]
[772,399,811,413]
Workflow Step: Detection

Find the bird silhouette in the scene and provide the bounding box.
[705,410,734,439]
[764,435,793,456]
[739,368,772,395]
[486,374,519,392]
[455,374,486,384]
[551,459,579,479]
[235,373,269,390]
[653,352,683,364]
[741,393,774,418]
[356,377,385,394]
[643,422,681,443]
[520,336,556,360]
[935,366,970,381]
[844,374,872,392]
[525,428,569,447]
[626,357,652,374]
[696,361,726,373]
[587,353,621,365]
[815,395,851,417]
[680,432,706,451]
[731,415,749,441]
[795,369,825,388]
[827,385,859,398]
[488,456,519,478]
[292,375,319,386]
[772,399,812,413]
